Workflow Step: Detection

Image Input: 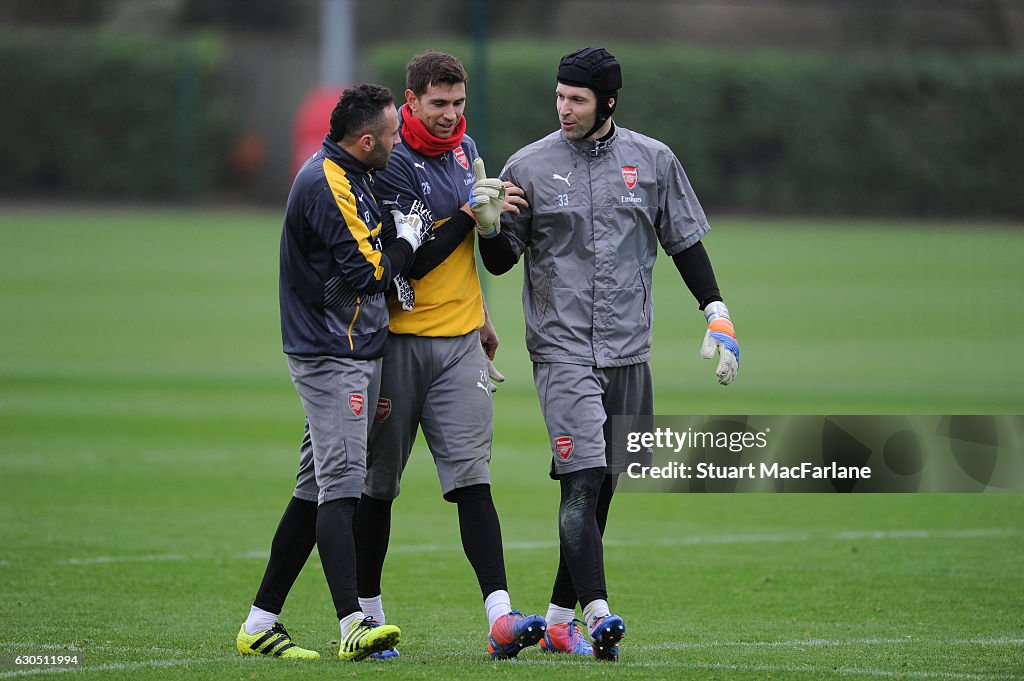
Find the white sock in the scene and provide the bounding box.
[546,604,575,626]
[244,605,278,635]
[484,589,512,628]
[339,610,365,636]
[583,599,610,633]
[358,595,385,624]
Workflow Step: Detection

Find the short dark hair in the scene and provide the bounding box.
[406,51,468,96]
[328,83,394,143]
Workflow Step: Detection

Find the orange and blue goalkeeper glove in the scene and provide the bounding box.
[700,301,739,386]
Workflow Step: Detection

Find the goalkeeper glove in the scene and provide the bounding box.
[468,157,504,238]
[392,209,432,251]
[700,301,739,386]
[393,274,415,312]
[486,358,506,393]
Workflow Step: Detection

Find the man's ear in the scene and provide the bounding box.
[405,89,417,111]
[359,133,375,153]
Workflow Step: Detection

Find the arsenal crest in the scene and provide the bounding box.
[453,147,470,170]
[349,393,364,417]
[375,397,391,422]
[622,165,638,189]
[555,435,574,461]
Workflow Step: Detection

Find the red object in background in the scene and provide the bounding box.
[229,132,266,179]
[293,87,347,175]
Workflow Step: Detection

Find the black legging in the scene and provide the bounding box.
[355,484,508,601]
[550,468,618,609]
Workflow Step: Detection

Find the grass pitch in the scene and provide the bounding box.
[0,207,1021,679]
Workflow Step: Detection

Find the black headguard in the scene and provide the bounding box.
[557,47,622,138]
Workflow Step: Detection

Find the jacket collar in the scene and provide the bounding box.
[321,134,372,176]
[562,122,617,158]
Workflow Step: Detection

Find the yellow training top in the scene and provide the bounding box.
[388,221,484,337]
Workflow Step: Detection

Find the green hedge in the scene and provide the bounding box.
[0,29,234,199]
[371,42,1024,216]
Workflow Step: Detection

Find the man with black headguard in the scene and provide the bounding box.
[477,47,741,662]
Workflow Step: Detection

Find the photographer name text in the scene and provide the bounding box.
[626,461,871,480]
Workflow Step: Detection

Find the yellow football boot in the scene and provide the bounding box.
[236,622,320,659]
[338,617,401,662]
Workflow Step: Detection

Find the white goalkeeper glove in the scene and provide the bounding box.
[392,209,432,251]
[468,157,504,238]
[700,301,740,386]
[393,274,415,311]
[486,359,506,393]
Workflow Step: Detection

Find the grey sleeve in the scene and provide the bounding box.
[497,162,531,259]
[655,152,711,256]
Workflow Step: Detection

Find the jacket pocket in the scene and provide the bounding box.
[323,276,387,351]
[637,267,649,323]
[597,285,650,360]
[324,275,359,310]
[345,298,361,351]
[527,264,554,324]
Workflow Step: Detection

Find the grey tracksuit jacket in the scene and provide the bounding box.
[496,125,710,368]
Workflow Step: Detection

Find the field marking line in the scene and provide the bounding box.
[0,643,182,654]
[385,527,1023,553]
[0,659,202,678]
[832,529,1019,541]
[649,637,1024,650]
[5,637,1019,659]
[519,658,1024,680]
[344,527,1023,553]
[62,554,189,566]
[43,527,1022,566]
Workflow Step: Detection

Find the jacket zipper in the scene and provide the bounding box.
[347,295,361,350]
[639,267,649,322]
[586,154,599,363]
[442,152,462,212]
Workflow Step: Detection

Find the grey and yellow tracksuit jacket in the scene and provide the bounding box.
[279,136,396,359]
